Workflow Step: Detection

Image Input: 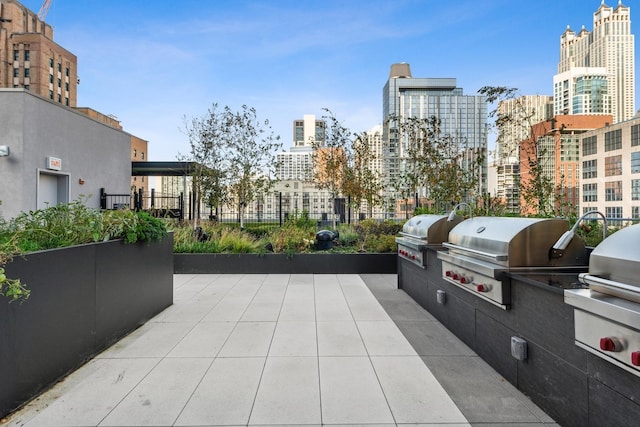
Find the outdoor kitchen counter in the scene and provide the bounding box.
[398,248,640,427]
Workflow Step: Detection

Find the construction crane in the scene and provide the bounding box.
[38,0,52,21]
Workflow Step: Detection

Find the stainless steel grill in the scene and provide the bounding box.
[564,223,640,377]
[437,217,589,309]
[396,214,462,268]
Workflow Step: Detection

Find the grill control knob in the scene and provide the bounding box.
[460,276,468,284]
[445,271,452,277]
[475,284,489,292]
[632,352,640,367]
[600,337,623,352]
[452,273,459,280]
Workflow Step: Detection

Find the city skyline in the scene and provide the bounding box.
[17,0,640,161]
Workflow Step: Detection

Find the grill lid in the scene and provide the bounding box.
[585,223,640,288]
[398,214,462,244]
[444,217,586,267]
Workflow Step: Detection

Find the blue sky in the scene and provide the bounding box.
[21,0,639,160]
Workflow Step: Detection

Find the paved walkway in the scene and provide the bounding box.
[4,274,558,426]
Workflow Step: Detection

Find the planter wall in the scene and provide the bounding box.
[174,253,397,274]
[0,235,173,418]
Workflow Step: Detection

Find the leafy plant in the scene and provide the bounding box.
[0,266,30,302]
[0,200,168,302]
[363,234,397,253]
[267,223,316,255]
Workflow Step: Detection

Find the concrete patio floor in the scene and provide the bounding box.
[3,274,558,426]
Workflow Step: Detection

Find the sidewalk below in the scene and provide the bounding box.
[3,274,558,426]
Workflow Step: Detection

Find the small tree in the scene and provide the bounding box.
[181,104,282,228]
[311,109,350,228]
[180,103,229,228]
[222,105,282,228]
[479,86,560,217]
[387,114,485,212]
[346,130,385,218]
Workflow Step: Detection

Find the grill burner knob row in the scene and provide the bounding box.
[632,352,640,367]
[600,337,623,352]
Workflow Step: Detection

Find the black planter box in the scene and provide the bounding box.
[0,235,173,418]
[174,253,397,274]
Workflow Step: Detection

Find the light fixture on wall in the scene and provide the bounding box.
[78,178,85,185]
[0,145,9,157]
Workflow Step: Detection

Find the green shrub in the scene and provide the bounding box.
[170,222,263,253]
[285,210,316,230]
[354,219,402,239]
[363,234,398,253]
[335,224,359,247]
[267,224,315,254]
[0,200,168,302]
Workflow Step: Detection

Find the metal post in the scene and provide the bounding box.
[99,188,106,209]
[179,192,184,221]
[279,192,283,226]
[347,195,351,225]
[150,188,155,208]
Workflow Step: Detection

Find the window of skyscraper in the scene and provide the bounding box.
[605,155,622,176]
[582,183,597,202]
[632,152,640,174]
[582,135,597,155]
[606,206,622,225]
[633,179,640,201]
[24,50,30,61]
[583,159,597,179]
[632,124,640,147]
[605,181,622,201]
[604,129,622,151]
[13,50,19,61]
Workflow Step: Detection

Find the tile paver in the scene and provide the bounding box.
[3,273,558,427]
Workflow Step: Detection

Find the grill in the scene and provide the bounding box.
[437,217,589,309]
[564,223,640,377]
[396,214,463,268]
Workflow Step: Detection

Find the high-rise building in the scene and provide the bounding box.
[276,114,325,181]
[494,95,553,213]
[519,114,612,216]
[0,0,78,106]
[553,67,610,116]
[579,113,640,222]
[558,1,634,123]
[382,63,488,206]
